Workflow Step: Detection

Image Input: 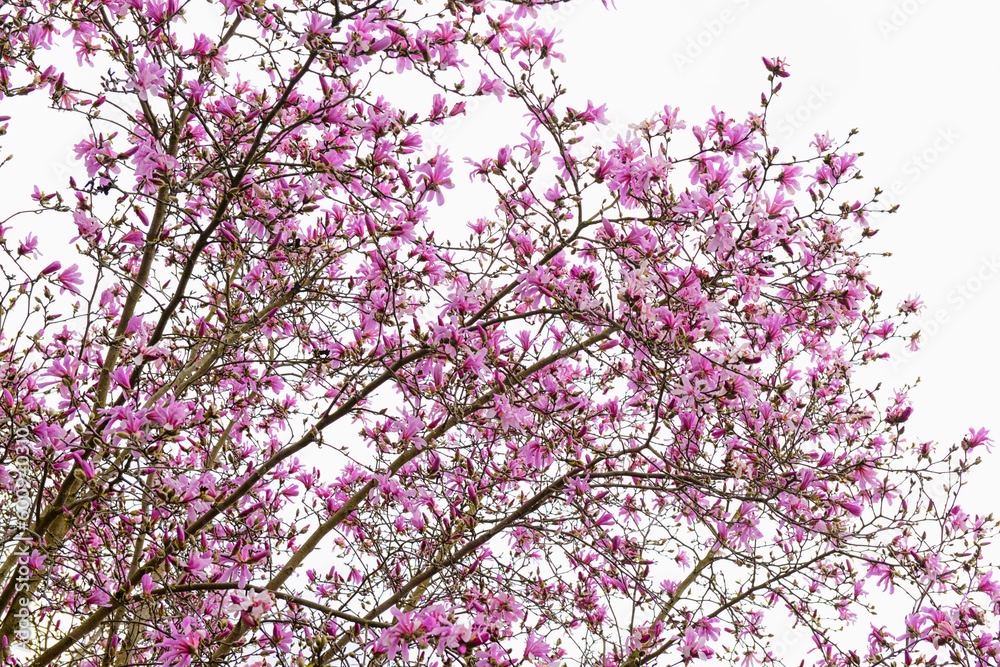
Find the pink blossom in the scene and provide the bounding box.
[810,131,834,154]
[762,56,790,78]
[57,264,85,295]
[40,260,61,276]
[963,427,993,452]
[156,619,206,667]
[148,396,190,430]
[72,22,100,66]
[374,608,428,661]
[23,549,46,570]
[26,22,57,49]
[523,631,550,659]
[18,233,40,258]
[679,628,714,661]
[775,165,803,193]
[979,571,1000,596]
[120,229,145,246]
[85,587,112,607]
[218,0,246,15]
[898,294,925,315]
[128,59,168,100]
[415,152,454,206]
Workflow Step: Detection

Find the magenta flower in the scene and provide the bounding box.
[110,367,132,390]
[680,628,715,661]
[85,587,112,607]
[979,571,1000,596]
[775,164,803,194]
[156,619,206,667]
[23,549,46,570]
[523,631,550,659]
[375,608,424,661]
[186,33,214,57]
[810,131,834,154]
[842,501,864,517]
[57,264,85,295]
[40,260,61,276]
[120,229,145,246]
[963,427,993,452]
[762,56,790,78]
[148,395,190,431]
[304,12,333,36]
[18,233,40,258]
[415,153,454,206]
[128,59,168,101]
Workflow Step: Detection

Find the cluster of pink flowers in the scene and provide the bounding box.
[0,1,996,667]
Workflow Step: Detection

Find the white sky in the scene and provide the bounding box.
[430,0,1000,508]
[559,0,1000,654]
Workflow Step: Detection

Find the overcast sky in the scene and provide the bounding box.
[618,0,1000,507]
[414,0,1000,506]
[557,0,1000,504]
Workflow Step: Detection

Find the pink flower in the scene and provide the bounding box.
[72,22,100,66]
[375,608,425,661]
[72,210,102,242]
[74,134,119,179]
[219,0,246,14]
[26,22,56,50]
[128,59,168,101]
[680,628,715,661]
[921,607,957,649]
[885,405,912,425]
[145,0,180,24]
[148,396,190,430]
[40,261,62,276]
[186,34,228,76]
[304,12,333,36]
[519,439,552,469]
[85,587,112,607]
[762,190,793,218]
[184,552,213,578]
[963,427,992,452]
[67,450,96,479]
[110,368,132,390]
[775,165,803,194]
[572,100,609,125]
[476,72,506,100]
[121,229,145,246]
[57,264,85,295]
[842,501,864,517]
[18,233,40,258]
[187,33,214,57]
[415,153,454,206]
[31,185,55,203]
[156,618,206,667]
[810,131,834,154]
[523,631,550,659]
[762,56,790,78]
[979,571,1000,596]
[898,294,925,315]
[23,549,46,570]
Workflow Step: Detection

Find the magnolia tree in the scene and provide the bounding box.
[0,0,997,666]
